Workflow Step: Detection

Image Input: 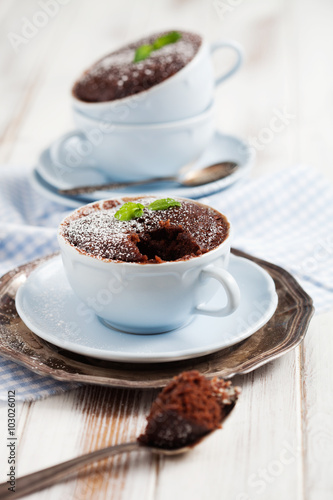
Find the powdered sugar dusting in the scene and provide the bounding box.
[73,31,202,103]
[60,197,229,263]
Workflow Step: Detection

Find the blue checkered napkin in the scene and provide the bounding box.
[0,359,78,402]
[203,165,333,313]
[0,166,78,401]
[0,168,70,275]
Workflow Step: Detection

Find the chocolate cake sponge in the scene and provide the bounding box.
[138,370,240,449]
[60,197,229,263]
[73,30,202,103]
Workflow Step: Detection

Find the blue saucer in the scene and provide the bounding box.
[16,254,277,363]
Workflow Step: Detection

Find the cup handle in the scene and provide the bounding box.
[194,265,240,317]
[49,130,96,170]
[210,40,243,87]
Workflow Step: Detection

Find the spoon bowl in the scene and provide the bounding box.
[182,161,238,187]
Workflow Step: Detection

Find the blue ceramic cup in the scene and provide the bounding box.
[72,38,243,124]
[50,102,215,181]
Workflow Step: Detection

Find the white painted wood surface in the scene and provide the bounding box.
[0,0,333,498]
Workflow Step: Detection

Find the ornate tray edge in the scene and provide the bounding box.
[0,250,315,388]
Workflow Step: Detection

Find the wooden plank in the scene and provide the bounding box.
[0,0,82,163]
[0,386,157,500]
[71,386,157,500]
[292,0,333,180]
[292,1,333,498]
[15,390,83,500]
[207,0,298,177]
[0,401,31,490]
[3,0,153,166]
[301,313,333,500]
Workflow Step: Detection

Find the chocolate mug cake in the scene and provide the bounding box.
[58,196,239,334]
[72,30,202,103]
[60,196,229,264]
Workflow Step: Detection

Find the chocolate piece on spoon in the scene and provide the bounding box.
[138,370,241,450]
[59,161,239,196]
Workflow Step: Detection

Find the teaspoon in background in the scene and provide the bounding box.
[59,161,239,196]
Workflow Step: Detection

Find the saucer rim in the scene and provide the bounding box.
[30,169,88,208]
[15,254,278,364]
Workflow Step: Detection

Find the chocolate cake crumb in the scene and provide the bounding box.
[72,30,202,103]
[138,371,240,449]
[60,197,229,264]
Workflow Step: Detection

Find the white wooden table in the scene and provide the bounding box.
[1,0,333,498]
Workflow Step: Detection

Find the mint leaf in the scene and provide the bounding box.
[148,198,181,211]
[134,44,153,63]
[152,31,181,50]
[133,31,182,63]
[114,202,145,221]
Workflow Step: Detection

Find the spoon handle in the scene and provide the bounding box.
[59,176,178,196]
[0,441,140,500]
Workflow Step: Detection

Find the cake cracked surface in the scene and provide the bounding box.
[73,30,202,103]
[60,197,229,264]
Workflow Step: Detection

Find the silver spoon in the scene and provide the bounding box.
[59,161,239,196]
[0,402,237,500]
